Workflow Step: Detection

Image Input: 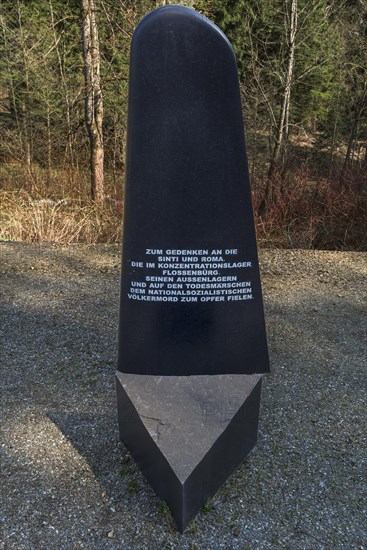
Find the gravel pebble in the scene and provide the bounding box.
[1,242,366,549]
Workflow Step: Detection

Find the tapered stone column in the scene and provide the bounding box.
[117,5,269,531]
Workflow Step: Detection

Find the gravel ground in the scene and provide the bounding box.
[1,242,366,549]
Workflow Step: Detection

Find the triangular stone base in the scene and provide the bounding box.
[116,372,262,532]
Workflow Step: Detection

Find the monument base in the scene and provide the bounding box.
[116,371,262,532]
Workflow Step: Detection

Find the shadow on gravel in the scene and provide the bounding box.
[2,243,366,547]
[1,242,121,275]
[47,410,132,489]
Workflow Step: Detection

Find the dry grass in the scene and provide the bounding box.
[0,163,123,244]
[0,190,122,244]
[0,162,365,250]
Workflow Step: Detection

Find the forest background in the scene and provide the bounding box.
[0,0,366,250]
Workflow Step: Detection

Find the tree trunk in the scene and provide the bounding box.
[251,96,258,181]
[81,0,104,203]
[49,0,75,169]
[17,0,32,172]
[47,106,52,180]
[1,15,24,162]
[269,0,297,180]
[328,106,338,180]
[340,94,366,183]
[261,0,297,214]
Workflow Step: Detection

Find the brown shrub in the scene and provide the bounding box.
[253,166,366,251]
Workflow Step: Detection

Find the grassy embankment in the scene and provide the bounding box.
[0,144,365,250]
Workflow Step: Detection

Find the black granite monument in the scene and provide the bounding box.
[116,5,270,531]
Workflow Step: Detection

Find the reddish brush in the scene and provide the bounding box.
[253,165,366,251]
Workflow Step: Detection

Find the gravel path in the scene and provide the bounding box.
[1,242,366,549]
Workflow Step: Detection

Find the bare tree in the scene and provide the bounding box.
[1,12,24,163]
[266,0,298,202]
[16,0,32,170]
[49,0,76,169]
[81,0,104,203]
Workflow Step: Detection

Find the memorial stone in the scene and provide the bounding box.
[116,5,270,531]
